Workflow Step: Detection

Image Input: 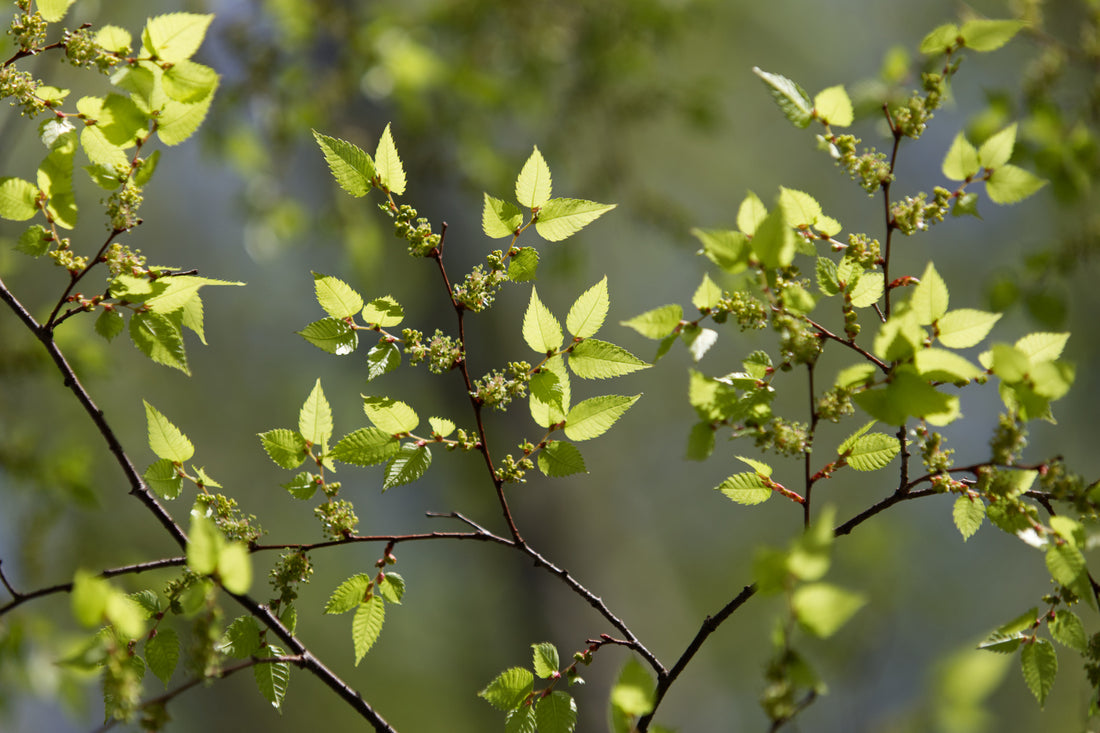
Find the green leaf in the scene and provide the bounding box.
[844,433,900,471]
[717,472,771,505]
[813,85,853,127]
[508,247,539,282]
[914,348,983,383]
[361,295,404,327]
[144,627,178,686]
[960,19,1026,52]
[566,277,609,338]
[736,455,773,477]
[483,193,523,238]
[374,123,406,195]
[1020,638,1057,707]
[909,262,949,325]
[162,60,218,104]
[258,429,308,470]
[1050,610,1088,653]
[563,394,641,441]
[693,273,723,310]
[849,271,884,308]
[186,515,221,576]
[953,495,985,540]
[298,318,358,355]
[479,667,534,712]
[0,178,39,221]
[789,505,836,582]
[352,596,385,665]
[920,23,960,54]
[38,0,76,22]
[325,574,370,614]
[363,395,419,434]
[692,228,750,273]
[952,192,981,218]
[611,658,655,717]
[16,224,50,256]
[156,90,217,146]
[505,707,537,733]
[535,691,577,733]
[71,570,110,627]
[254,644,289,711]
[792,583,866,638]
[143,400,194,463]
[778,187,822,229]
[942,132,980,181]
[816,257,840,296]
[130,311,189,374]
[282,472,318,500]
[621,304,682,340]
[753,67,813,128]
[516,146,552,208]
[986,165,1046,204]
[428,417,455,437]
[873,311,923,362]
[522,288,563,353]
[936,308,1001,348]
[1015,332,1069,362]
[568,339,649,379]
[682,324,718,362]
[535,198,616,242]
[144,275,243,316]
[737,191,767,236]
[383,444,431,490]
[217,541,252,594]
[837,420,875,452]
[377,573,405,604]
[537,441,587,477]
[366,341,402,382]
[312,130,375,197]
[331,427,399,466]
[853,367,959,426]
[1046,543,1086,588]
[298,379,333,446]
[532,642,560,679]
[751,202,796,269]
[95,25,132,53]
[143,13,213,64]
[991,344,1030,383]
[312,271,364,319]
[529,356,571,428]
[144,458,183,499]
[220,616,262,658]
[978,123,1018,170]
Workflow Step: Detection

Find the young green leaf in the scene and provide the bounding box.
[312,272,364,319]
[522,288,563,353]
[163,60,218,104]
[537,441,587,477]
[849,271,884,308]
[363,396,419,434]
[990,344,1030,383]
[737,191,767,236]
[483,194,523,238]
[753,67,813,128]
[936,308,1001,348]
[1015,332,1069,362]
[534,198,616,242]
[282,472,318,500]
[142,13,214,64]
[716,472,771,505]
[843,433,900,471]
[920,23,960,54]
[509,247,539,282]
[1020,638,1057,707]
[566,277,609,339]
[157,89,217,146]
[914,348,984,383]
[736,455,772,477]
[38,0,75,22]
[621,304,682,339]
[361,295,404,327]
[377,573,405,604]
[750,202,796,269]
[254,643,290,710]
[130,311,189,374]
[530,356,571,428]
[312,130,375,197]
[217,541,252,594]
[953,495,985,540]
[942,132,980,181]
[258,428,308,470]
[145,626,179,687]
[516,146,552,208]
[568,339,649,379]
[352,595,385,665]
[299,379,333,446]
[383,444,432,490]
[366,341,402,382]
[16,224,50,256]
[143,275,244,316]
[909,261,949,325]
[143,400,194,463]
[374,123,406,195]
[792,583,866,638]
[298,318,358,355]
[986,165,1046,204]
[535,691,577,733]
[978,123,1017,170]
[1045,543,1086,589]
[813,85,853,127]
[186,515,221,576]
[330,427,400,466]
[220,616,262,658]
[1050,610,1088,654]
[692,228,750,273]
[532,642,560,679]
[563,394,641,441]
[144,459,183,499]
[685,422,715,461]
[479,667,534,711]
[778,187,822,229]
[693,273,723,310]
[506,706,537,733]
[959,19,1026,52]
[325,574,371,614]
[428,417,455,438]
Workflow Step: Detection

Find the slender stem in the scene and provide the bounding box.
[880,104,904,318]
[803,362,818,527]
[802,315,889,372]
[0,557,186,616]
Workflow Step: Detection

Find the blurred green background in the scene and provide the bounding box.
[2,0,1099,731]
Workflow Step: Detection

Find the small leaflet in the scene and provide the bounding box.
[516,147,552,209]
[565,277,609,339]
[534,198,616,242]
[374,123,407,195]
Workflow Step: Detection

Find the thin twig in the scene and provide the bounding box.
[0,557,186,616]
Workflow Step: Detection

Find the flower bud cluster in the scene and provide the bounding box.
[194,493,263,544]
[472,361,530,411]
[63,27,121,72]
[831,134,893,193]
[453,253,509,312]
[103,241,147,276]
[383,203,440,257]
[269,550,313,608]
[772,313,822,367]
[917,426,954,474]
[0,64,47,117]
[752,417,810,457]
[816,385,855,422]
[496,453,534,483]
[990,413,1028,465]
[107,184,143,231]
[9,7,46,52]
[845,233,881,267]
[450,429,481,452]
[713,291,768,330]
[403,328,463,373]
[314,498,359,540]
[891,187,951,235]
[48,239,88,274]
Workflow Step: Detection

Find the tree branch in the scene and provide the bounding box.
[0,557,185,616]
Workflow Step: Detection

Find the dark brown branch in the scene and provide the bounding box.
[802,315,890,372]
[0,557,185,616]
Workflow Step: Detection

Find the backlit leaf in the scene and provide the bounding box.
[298,379,333,446]
[537,441,587,477]
[130,311,189,374]
[953,495,985,540]
[325,574,370,614]
[936,308,1001,348]
[532,642,560,679]
[692,228,750,273]
[986,164,1046,204]
[535,198,615,242]
[566,277,609,338]
[909,262,949,325]
[563,394,641,441]
[693,273,723,310]
[362,296,404,327]
[753,67,813,128]
[516,146,552,208]
[568,339,649,379]
[312,130,375,197]
[792,583,866,638]
[145,627,179,686]
[374,123,406,195]
[312,272,364,319]
[352,595,385,664]
[258,428,308,470]
[254,644,289,710]
[298,318,358,355]
[483,193,523,238]
[942,132,980,181]
[978,123,1017,170]
[737,191,767,236]
[751,202,796,269]
[522,288,563,353]
[143,13,213,64]
[1020,638,1057,707]
[383,444,431,490]
[960,19,1026,52]
[813,85,853,127]
[330,427,400,466]
[479,667,534,712]
[717,472,771,505]
[535,691,577,733]
[0,177,39,221]
[363,396,418,434]
[844,433,899,471]
[1050,610,1088,653]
